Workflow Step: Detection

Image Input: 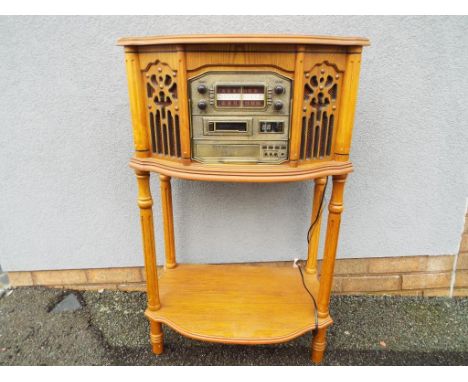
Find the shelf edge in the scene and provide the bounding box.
[145,309,333,345]
[129,157,353,183]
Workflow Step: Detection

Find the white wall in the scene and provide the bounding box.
[1,16,467,271]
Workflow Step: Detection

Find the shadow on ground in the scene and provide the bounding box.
[0,287,467,365]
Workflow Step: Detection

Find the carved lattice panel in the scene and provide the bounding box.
[144,60,182,158]
[300,62,343,161]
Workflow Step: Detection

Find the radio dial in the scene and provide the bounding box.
[197,84,208,94]
[273,100,284,111]
[197,100,208,110]
[274,85,285,95]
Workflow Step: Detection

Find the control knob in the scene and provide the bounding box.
[197,100,208,110]
[197,84,207,94]
[274,85,285,95]
[273,100,284,111]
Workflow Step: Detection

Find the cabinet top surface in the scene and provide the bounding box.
[117,34,370,47]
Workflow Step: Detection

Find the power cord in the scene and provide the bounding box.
[307,177,329,244]
[296,177,329,332]
[295,259,319,332]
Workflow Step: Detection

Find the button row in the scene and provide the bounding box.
[263,152,286,158]
[262,145,287,150]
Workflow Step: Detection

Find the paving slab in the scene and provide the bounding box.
[0,287,467,365]
[50,293,82,313]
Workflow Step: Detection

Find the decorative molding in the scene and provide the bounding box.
[142,59,176,74]
[304,60,344,75]
[187,64,295,76]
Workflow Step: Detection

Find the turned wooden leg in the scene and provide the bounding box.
[312,328,327,364]
[136,170,164,354]
[306,176,327,275]
[160,175,176,269]
[150,321,164,355]
[311,174,347,364]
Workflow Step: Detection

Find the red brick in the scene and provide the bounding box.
[460,233,468,252]
[32,269,87,286]
[368,256,426,274]
[85,267,142,284]
[402,272,451,290]
[8,272,34,286]
[333,258,367,275]
[341,275,401,292]
[456,252,468,270]
[455,270,468,288]
[426,255,455,272]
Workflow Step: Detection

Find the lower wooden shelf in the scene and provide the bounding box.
[145,263,332,344]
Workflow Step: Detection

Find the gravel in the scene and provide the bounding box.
[0,287,467,365]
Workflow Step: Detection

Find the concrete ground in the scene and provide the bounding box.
[0,287,467,366]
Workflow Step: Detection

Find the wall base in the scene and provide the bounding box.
[6,254,468,297]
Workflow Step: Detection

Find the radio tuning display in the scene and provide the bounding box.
[216,85,265,108]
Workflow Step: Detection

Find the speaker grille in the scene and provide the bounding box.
[145,60,182,158]
[300,63,342,161]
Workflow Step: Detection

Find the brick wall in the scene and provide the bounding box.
[7,211,468,297]
[0,266,10,297]
[6,253,466,297]
[454,209,468,292]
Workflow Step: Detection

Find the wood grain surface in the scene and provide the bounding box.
[146,263,332,344]
[117,34,370,47]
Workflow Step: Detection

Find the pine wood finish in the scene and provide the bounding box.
[120,34,369,364]
[146,264,331,344]
[135,171,160,311]
[313,174,347,362]
[160,175,176,269]
[117,34,370,47]
[306,177,327,275]
[130,156,353,183]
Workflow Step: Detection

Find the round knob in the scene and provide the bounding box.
[197,100,207,110]
[274,85,285,95]
[273,100,284,111]
[197,84,207,94]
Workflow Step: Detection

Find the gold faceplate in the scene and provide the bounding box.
[190,72,292,164]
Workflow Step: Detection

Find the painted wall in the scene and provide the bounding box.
[1,16,467,271]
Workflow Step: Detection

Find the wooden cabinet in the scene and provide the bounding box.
[119,34,369,363]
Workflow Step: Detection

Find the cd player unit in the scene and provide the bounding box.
[189,72,292,164]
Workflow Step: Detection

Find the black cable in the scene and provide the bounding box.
[298,177,329,332]
[307,177,329,244]
[297,260,319,332]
